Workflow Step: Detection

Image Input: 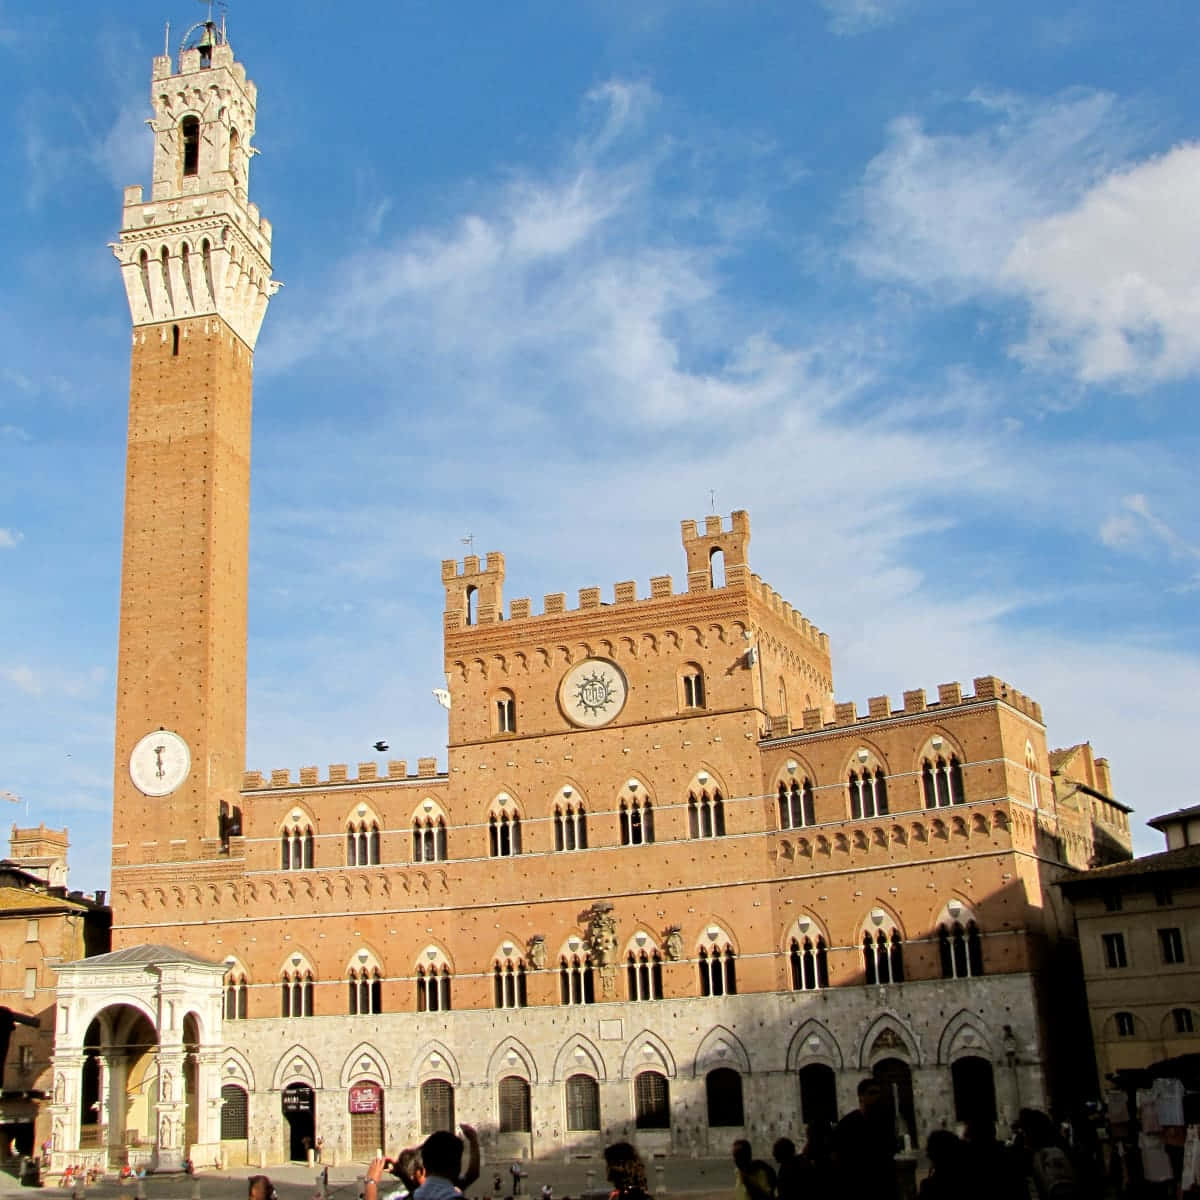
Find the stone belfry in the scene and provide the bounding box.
[109,17,276,921]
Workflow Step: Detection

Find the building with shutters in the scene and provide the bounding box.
[46,14,1134,1173]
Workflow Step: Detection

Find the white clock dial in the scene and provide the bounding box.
[129,729,191,797]
[558,659,628,728]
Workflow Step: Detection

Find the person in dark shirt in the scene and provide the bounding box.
[831,1078,898,1200]
[772,1138,802,1200]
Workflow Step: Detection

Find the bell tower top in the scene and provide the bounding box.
[111,15,277,349]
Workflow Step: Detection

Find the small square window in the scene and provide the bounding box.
[23,968,37,999]
[1159,927,1185,965]
[25,919,38,943]
[1101,932,1127,969]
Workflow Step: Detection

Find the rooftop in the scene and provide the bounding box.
[1147,803,1200,831]
[1056,843,1200,890]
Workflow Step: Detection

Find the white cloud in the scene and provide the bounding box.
[820,0,908,36]
[0,528,22,548]
[1005,144,1200,385]
[1,665,40,695]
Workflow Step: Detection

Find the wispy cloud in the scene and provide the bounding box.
[0,528,22,548]
[820,0,909,36]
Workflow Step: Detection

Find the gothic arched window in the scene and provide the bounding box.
[778,778,815,828]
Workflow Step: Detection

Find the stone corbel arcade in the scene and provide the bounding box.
[48,947,227,1173]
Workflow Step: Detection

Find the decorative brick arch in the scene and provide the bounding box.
[552,1035,606,1082]
[486,1036,538,1084]
[936,1010,994,1066]
[692,1025,751,1078]
[340,1043,391,1088]
[271,1044,324,1091]
[221,1048,255,1090]
[786,1019,843,1071]
[408,1040,461,1087]
[857,1013,920,1069]
[620,1030,676,1080]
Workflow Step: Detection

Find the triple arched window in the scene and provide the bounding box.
[698,937,737,996]
[923,756,965,808]
[412,815,447,862]
[619,798,654,845]
[281,968,314,1017]
[560,954,595,1005]
[553,803,588,851]
[862,923,904,985]
[493,957,528,1008]
[346,820,380,866]
[280,822,314,870]
[688,789,726,838]
[938,920,984,978]
[790,936,829,991]
[348,965,382,1014]
[489,810,522,857]
[416,963,452,1012]
[626,947,664,1001]
[849,767,888,819]
[224,971,248,1019]
[779,778,815,828]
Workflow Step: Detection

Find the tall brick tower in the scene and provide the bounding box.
[108,19,275,922]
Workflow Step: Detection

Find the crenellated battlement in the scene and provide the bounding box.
[242,756,445,792]
[441,511,826,650]
[765,674,1044,739]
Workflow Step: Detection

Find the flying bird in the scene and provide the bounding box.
[373,740,389,753]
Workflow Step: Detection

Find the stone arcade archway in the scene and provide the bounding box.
[48,946,226,1173]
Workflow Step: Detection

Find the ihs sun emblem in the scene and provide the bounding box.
[574,669,617,716]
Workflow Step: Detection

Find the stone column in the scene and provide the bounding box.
[102,1045,130,1163]
[189,1047,225,1168]
[46,1050,84,1173]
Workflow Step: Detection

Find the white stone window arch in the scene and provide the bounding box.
[345,802,382,867]
[618,779,654,846]
[279,809,315,870]
[488,794,522,857]
[553,786,588,852]
[346,948,383,1016]
[920,736,966,808]
[223,956,249,1020]
[412,798,448,863]
[493,687,517,735]
[679,661,706,710]
[847,748,889,819]
[416,946,452,1013]
[558,934,595,1006]
[687,769,726,839]
[697,924,737,996]
[625,930,663,1002]
[492,940,527,1009]
[787,915,829,991]
[280,950,316,1017]
[777,760,816,829]
[861,909,904,985]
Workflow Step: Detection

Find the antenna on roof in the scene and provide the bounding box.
[708,489,717,513]
[460,534,474,552]
[164,22,170,56]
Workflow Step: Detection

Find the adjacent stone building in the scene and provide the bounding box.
[48,15,1134,1173]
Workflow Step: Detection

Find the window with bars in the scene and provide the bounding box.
[348,968,382,1015]
[565,1075,600,1131]
[938,921,984,979]
[489,812,522,857]
[420,1079,455,1134]
[416,965,451,1012]
[688,790,726,838]
[553,804,588,851]
[560,955,595,1005]
[863,929,904,985]
[705,1068,745,1127]
[281,971,314,1016]
[224,974,248,1019]
[698,945,737,996]
[412,816,448,862]
[498,1076,532,1133]
[346,822,381,866]
[778,779,815,829]
[220,1084,248,1139]
[849,768,888,819]
[922,756,965,807]
[280,825,314,870]
[494,960,528,1008]
[627,949,664,1001]
[789,936,828,990]
[634,1071,670,1129]
[619,799,655,845]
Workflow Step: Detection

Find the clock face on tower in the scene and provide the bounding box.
[129,729,191,797]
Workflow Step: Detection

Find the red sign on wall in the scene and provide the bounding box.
[349,1084,381,1114]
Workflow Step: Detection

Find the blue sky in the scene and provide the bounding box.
[1,1,1197,894]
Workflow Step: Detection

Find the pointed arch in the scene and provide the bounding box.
[220,1048,255,1090]
[340,1042,392,1088]
[692,1025,752,1078]
[858,1013,920,1069]
[486,1036,539,1084]
[936,1010,995,1066]
[408,1040,461,1087]
[552,1034,607,1082]
[271,1044,324,1091]
[786,1019,844,1072]
[620,1030,677,1080]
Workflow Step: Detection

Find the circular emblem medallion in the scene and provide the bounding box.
[558,658,628,728]
[129,729,191,797]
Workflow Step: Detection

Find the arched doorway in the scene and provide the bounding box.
[872,1058,917,1149]
[798,1063,838,1129]
[282,1083,315,1161]
[951,1056,997,1125]
[79,1006,159,1166]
